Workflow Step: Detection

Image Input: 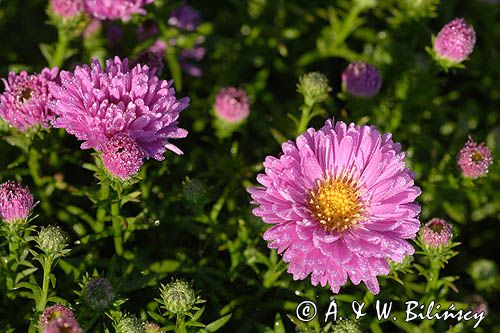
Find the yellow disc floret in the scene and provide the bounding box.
[308,172,364,233]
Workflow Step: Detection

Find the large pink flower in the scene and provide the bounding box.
[50,57,189,163]
[0,68,59,132]
[84,0,154,21]
[248,119,421,294]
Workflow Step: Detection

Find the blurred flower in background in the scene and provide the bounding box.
[341,62,382,97]
[434,18,476,64]
[457,137,493,179]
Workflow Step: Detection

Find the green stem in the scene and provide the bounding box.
[95,182,110,232]
[425,257,441,293]
[175,315,187,333]
[50,28,70,68]
[36,255,54,312]
[111,200,124,256]
[296,103,314,136]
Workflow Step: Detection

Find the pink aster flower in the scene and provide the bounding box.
[84,0,154,21]
[39,304,76,330]
[168,5,201,31]
[49,56,189,174]
[421,218,453,248]
[248,119,421,294]
[44,316,83,333]
[0,67,59,132]
[342,62,382,98]
[0,181,35,223]
[50,0,84,18]
[434,18,476,63]
[101,133,145,179]
[214,87,250,123]
[457,137,493,179]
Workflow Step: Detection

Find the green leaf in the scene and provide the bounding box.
[273,313,285,333]
[205,314,232,332]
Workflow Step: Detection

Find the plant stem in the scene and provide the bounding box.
[95,182,110,232]
[36,255,54,312]
[175,315,187,333]
[111,200,124,256]
[50,28,70,68]
[296,103,313,136]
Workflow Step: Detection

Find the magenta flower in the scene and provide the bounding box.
[457,137,493,179]
[214,87,250,123]
[84,0,154,21]
[434,18,476,63]
[39,304,77,330]
[168,5,201,31]
[248,119,421,294]
[49,57,189,177]
[44,316,83,333]
[101,133,145,180]
[421,218,452,248]
[0,68,59,132]
[50,0,84,18]
[342,62,382,98]
[0,181,35,223]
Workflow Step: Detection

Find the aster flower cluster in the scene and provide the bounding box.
[249,119,421,294]
[40,304,83,333]
[50,0,154,21]
[0,68,59,132]
[49,56,189,180]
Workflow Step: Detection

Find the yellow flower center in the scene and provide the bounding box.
[307,172,364,232]
[471,151,483,163]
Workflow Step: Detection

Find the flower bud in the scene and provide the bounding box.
[115,315,144,333]
[40,304,76,329]
[37,225,69,254]
[160,280,196,315]
[101,133,145,181]
[297,72,331,105]
[421,218,453,248]
[468,295,489,316]
[468,259,498,292]
[457,137,493,179]
[82,277,114,310]
[214,87,250,124]
[44,316,83,333]
[182,178,209,208]
[332,319,362,333]
[144,322,163,333]
[0,181,35,223]
[341,62,382,98]
[434,18,476,64]
[50,0,83,18]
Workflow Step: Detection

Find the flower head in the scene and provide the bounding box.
[457,137,493,179]
[0,67,59,131]
[39,304,76,330]
[214,87,250,124]
[84,0,154,21]
[332,319,362,333]
[37,225,69,254]
[101,133,145,180]
[421,218,452,248]
[44,316,83,333]
[50,0,84,18]
[248,119,421,294]
[160,280,196,315]
[168,5,201,31]
[297,72,331,105]
[434,18,476,63]
[468,295,489,316]
[50,57,189,164]
[132,50,164,75]
[0,181,35,223]
[115,315,144,333]
[144,323,163,333]
[82,277,114,310]
[341,62,382,98]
